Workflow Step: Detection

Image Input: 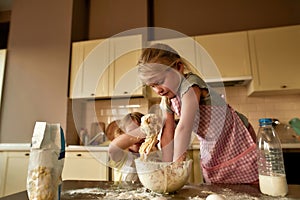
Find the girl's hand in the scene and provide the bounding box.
[175,151,187,163]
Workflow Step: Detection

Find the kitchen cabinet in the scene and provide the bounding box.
[0,49,6,110]
[247,25,300,96]
[0,146,111,198]
[69,34,143,98]
[70,38,110,98]
[62,151,109,181]
[144,32,252,98]
[110,35,143,97]
[0,152,5,197]
[0,151,30,197]
[194,31,252,82]
[149,36,198,68]
[145,37,197,99]
[187,148,203,184]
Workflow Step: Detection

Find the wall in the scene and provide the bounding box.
[225,87,300,131]
[88,0,148,39]
[70,86,300,145]
[88,0,300,39]
[82,0,300,141]
[2,0,299,143]
[67,98,149,145]
[0,0,73,142]
[152,0,300,38]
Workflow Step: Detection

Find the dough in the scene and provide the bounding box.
[206,193,226,200]
[139,114,161,159]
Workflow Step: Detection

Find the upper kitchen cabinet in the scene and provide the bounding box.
[0,49,6,109]
[146,37,197,99]
[70,39,109,98]
[109,35,143,97]
[149,37,197,67]
[69,34,143,99]
[194,31,252,82]
[247,25,300,96]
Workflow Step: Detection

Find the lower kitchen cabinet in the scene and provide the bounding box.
[62,151,109,181]
[0,150,110,198]
[0,151,30,197]
[187,149,203,184]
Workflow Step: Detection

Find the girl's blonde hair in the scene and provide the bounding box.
[137,43,195,85]
[120,112,144,130]
[106,112,144,141]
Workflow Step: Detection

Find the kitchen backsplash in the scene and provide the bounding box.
[66,86,300,145]
[224,87,300,131]
[66,98,150,145]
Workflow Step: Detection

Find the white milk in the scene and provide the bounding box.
[259,174,288,197]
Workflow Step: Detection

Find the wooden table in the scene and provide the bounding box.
[1,180,300,199]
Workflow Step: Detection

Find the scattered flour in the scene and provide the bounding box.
[62,186,165,200]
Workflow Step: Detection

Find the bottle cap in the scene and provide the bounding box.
[259,118,272,126]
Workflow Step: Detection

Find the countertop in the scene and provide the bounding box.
[1,139,300,152]
[0,143,110,152]
[1,180,300,199]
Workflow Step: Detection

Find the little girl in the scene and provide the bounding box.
[108,112,145,182]
[137,43,258,184]
[108,112,160,182]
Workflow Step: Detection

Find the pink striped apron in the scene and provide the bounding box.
[171,97,258,184]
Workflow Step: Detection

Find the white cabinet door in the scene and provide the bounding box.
[111,34,143,97]
[148,36,197,68]
[70,39,110,98]
[0,49,6,109]
[195,31,252,80]
[62,151,108,181]
[147,37,197,98]
[2,151,30,197]
[247,25,300,95]
[69,42,84,98]
[187,149,203,184]
[82,39,110,98]
[69,35,143,99]
[0,152,5,197]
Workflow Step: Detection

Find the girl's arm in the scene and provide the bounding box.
[173,86,201,162]
[108,127,145,162]
[160,111,176,162]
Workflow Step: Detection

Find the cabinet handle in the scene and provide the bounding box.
[123,91,128,94]
[281,85,287,89]
[90,93,95,96]
[25,153,30,156]
[76,153,82,157]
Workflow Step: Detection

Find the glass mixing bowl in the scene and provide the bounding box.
[134,158,192,193]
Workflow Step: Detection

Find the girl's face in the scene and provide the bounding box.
[148,67,182,99]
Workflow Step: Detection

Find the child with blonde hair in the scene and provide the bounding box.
[108,112,160,182]
[137,43,258,184]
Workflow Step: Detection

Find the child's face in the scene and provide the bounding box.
[148,68,182,99]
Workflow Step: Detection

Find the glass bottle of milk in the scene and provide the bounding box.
[257,118,288,197]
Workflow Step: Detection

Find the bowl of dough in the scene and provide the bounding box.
[134,158,192,194]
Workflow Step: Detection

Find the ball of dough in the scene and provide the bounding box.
[206,193,225,200]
